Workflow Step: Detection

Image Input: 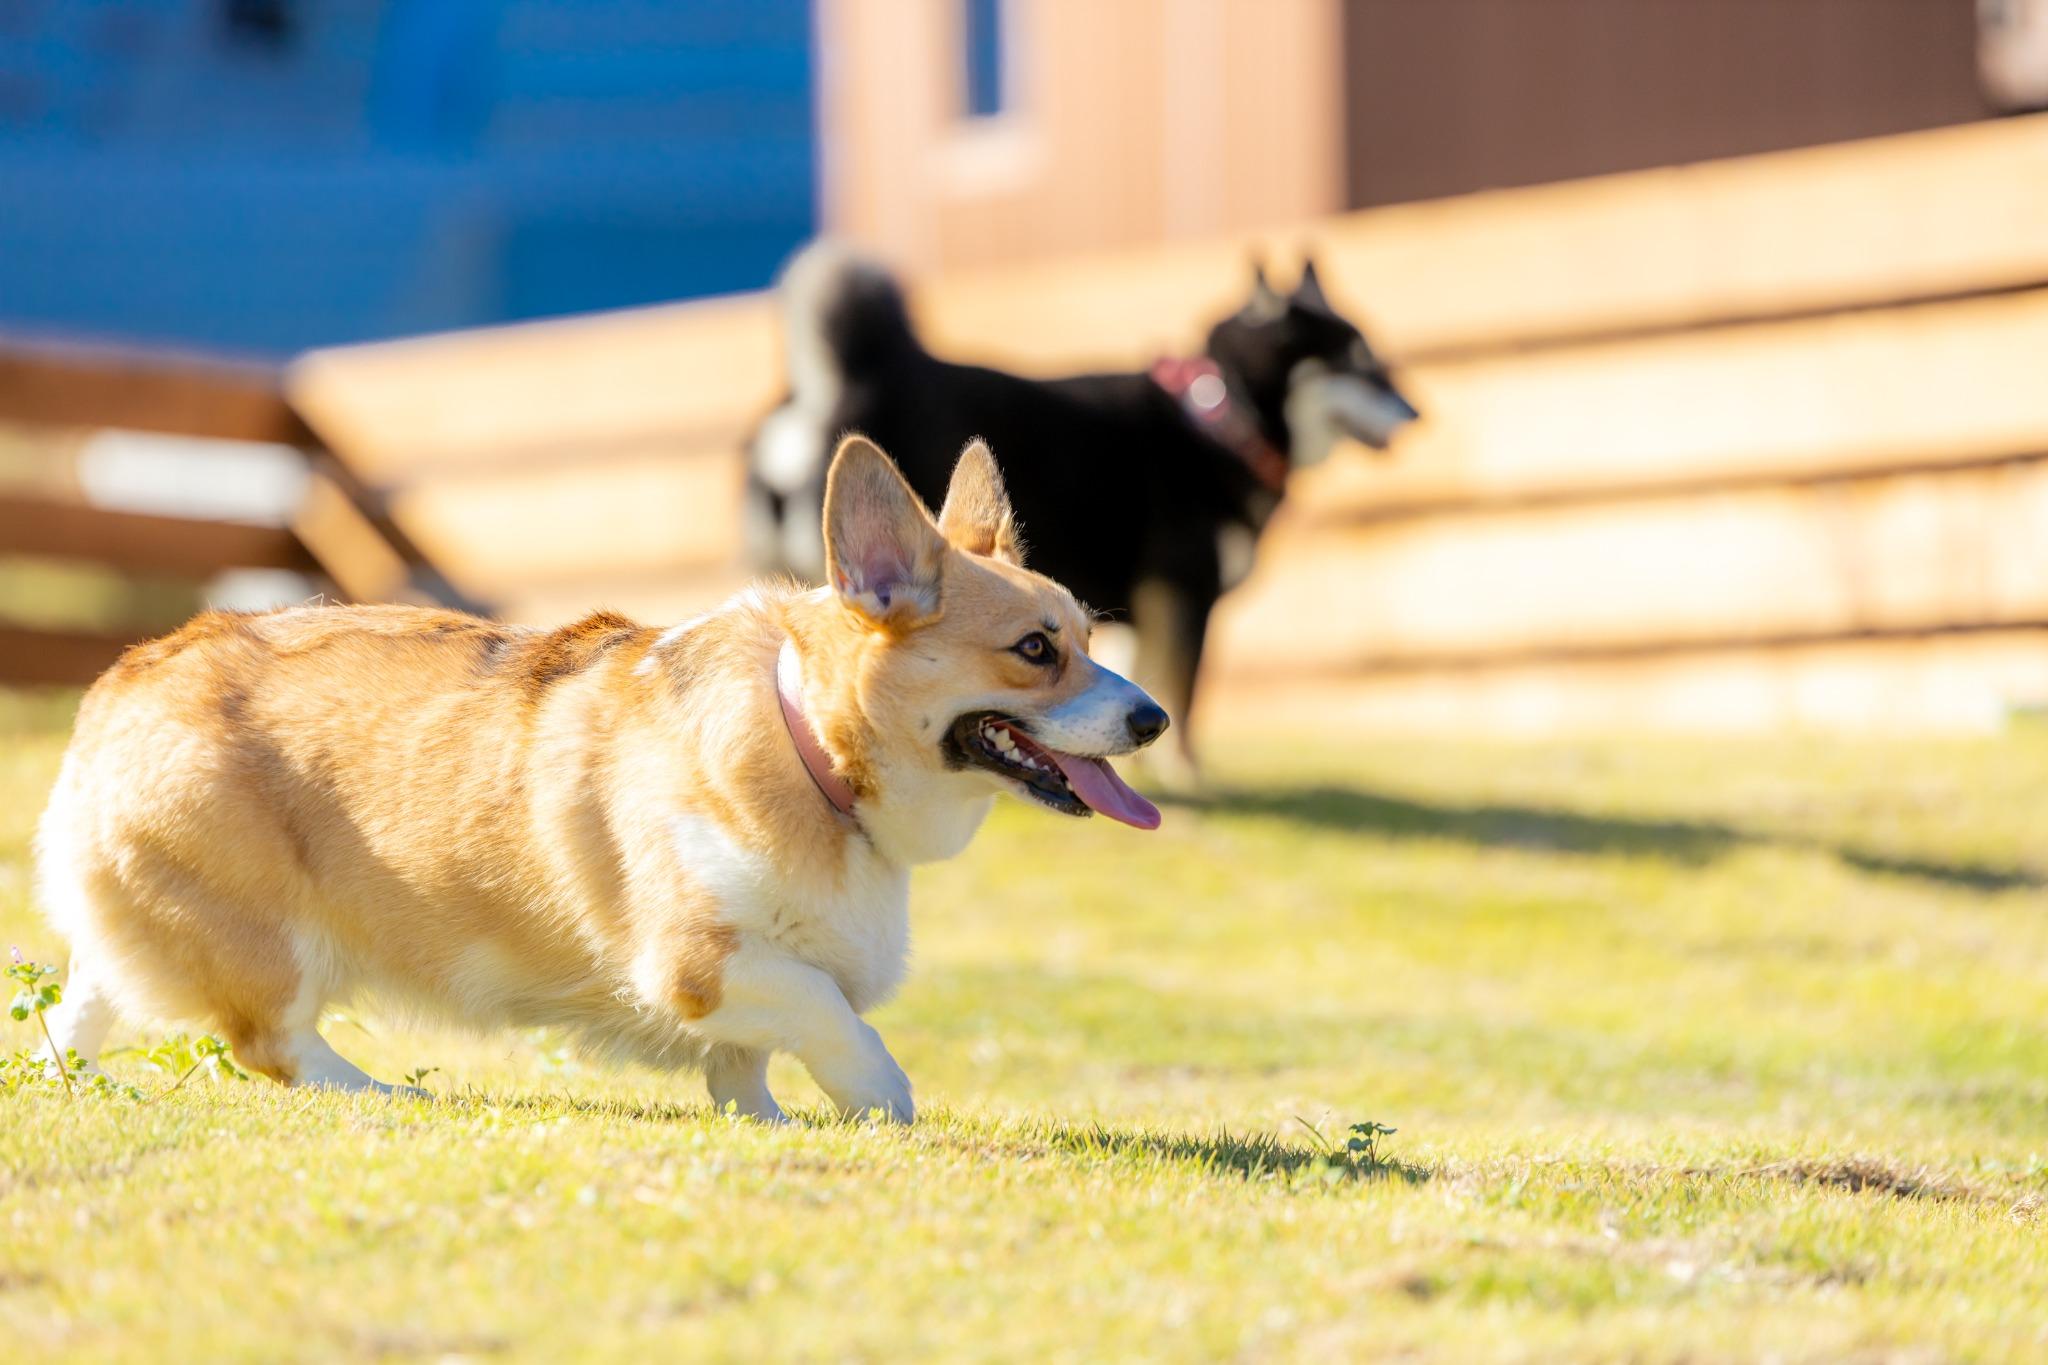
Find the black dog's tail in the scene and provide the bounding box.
[778,241,921,400]
[747,243,922,578]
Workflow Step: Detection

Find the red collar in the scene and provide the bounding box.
[777,639,858,818]
[1150,355,1288,493]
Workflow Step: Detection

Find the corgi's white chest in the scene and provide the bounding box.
[665,811,911,1015]
[782,850,911,1014]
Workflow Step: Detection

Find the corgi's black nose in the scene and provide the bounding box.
[1126,702,1170,746]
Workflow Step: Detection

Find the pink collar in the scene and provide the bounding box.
[1149,355,1289,493]
[777,639,858,818]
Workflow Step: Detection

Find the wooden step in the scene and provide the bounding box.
[286,294,779,482]
[1211,458,2048,672]
[496,567,751,631]
[0,492,315,578]
[391,446,744,598]
[299,283,2048,603]
[1201,628,2048,736]
[1296,287,2048,519]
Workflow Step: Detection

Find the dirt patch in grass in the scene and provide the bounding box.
[350,1326,513,1360]
[1720,1157,1980,1202]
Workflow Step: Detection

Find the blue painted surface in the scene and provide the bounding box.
[963,0,1004,119]
[0,0,817,355]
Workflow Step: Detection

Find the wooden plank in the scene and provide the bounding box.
[289,469,414,604]
[0,334,308,445]
[0,624,134,688]
[1211,459,2048,674]
[0,493,316,578]
[388,446,743,596]
[913,112,2048,369]
[497,567,751,630]
[0,338,501,630]
[1294,288,2048,520]
[300,453,486,614]
[1201,629,2048,736]
[286,295,780,482]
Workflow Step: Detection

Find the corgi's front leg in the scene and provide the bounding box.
[697,942,915,1124]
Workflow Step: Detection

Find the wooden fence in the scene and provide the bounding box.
[15,113,2048,729]
[0,336,466,686]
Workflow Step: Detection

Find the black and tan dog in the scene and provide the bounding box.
[745,244,1419,778]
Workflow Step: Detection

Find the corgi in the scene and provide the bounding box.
[34,436,1167,1122]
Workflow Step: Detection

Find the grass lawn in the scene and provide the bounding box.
[3,689,2044,1361]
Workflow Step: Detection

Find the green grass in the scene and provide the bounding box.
[3,690,2045,1361]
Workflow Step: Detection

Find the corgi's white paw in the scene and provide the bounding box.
[821,1035,915,1124]
[712,1095,789,1124]
[706,1047,786,1122]
[838,1074,914,1125]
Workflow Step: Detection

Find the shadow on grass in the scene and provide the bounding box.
[1040,1122,1431,1185]
[440,1092,1429,1186]
[1833,847,2042,894]
[1165,786,2044,893]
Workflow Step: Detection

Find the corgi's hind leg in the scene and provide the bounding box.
[43,777,403,1094]
[705,1044,785,1123]
[41,951,121,1073]
[227,1014,392,1094]
[279,1029,390,1093]
[160,918,396,1094]
[225,970,396,1095]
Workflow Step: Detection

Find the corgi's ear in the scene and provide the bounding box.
[822,434,947,627]
[937,438,1023,565]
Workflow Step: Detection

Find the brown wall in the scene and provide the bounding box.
[817,0,1346,275]
[1343,0,1988,208]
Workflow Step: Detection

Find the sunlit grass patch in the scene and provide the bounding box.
[3,697,2045,1361]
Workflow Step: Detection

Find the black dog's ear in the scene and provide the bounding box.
[1242,256,1286,323]
[1294,255,1330,311]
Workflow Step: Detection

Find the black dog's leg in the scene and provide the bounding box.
[742,467,831,582]
[741,471,788,574]
[1130,577,1214,787]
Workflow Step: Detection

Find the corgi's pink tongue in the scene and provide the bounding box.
[1046,751,1161,830]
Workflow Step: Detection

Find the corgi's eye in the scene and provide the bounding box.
[1011,632,1055,665]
